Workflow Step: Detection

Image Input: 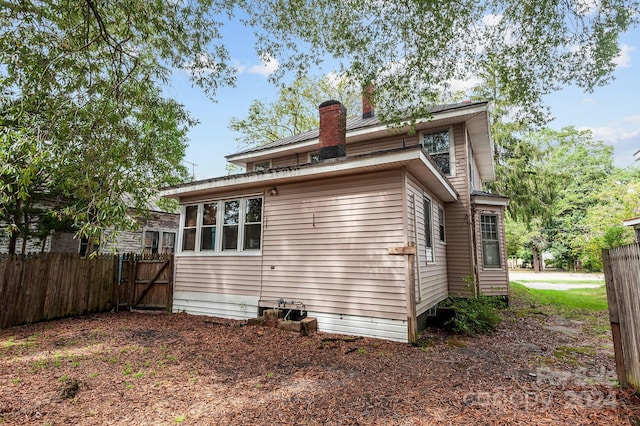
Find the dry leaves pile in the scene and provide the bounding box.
[1,304,638,425]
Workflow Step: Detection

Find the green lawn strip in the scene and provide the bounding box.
[510,282,608,314]
[514,279,604,285]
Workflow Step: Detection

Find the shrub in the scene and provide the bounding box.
[440,296,503,335]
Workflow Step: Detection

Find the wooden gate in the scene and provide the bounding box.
[119,254,174,311]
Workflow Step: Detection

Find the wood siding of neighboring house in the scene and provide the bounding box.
[101,211,179,254]
[473,204,510,295]
[444,123,475,296]
[260,170,408,341]
[406,174,449,316]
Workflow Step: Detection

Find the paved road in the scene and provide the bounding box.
[509,270,604,290]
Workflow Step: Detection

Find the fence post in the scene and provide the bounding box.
[602,248,629,388]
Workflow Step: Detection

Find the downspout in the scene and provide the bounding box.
[410,193,422,303]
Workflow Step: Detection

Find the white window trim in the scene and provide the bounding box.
[177,196,264,256]
[480,214,502,270]
[420,127,455,177]
[424,195,434,263]
[438,207,446,244]
[253,160,272,172]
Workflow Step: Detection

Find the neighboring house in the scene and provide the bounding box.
[623,217,640,243]
[0,199,179,256]
[160,96,509,342]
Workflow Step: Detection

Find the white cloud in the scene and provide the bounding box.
[574,0,600,16]
[481,14,503,27]
[247,53,279,77]
[613,44,635,68]
[447,77,482,93]
[582,97,594,103]
[579,115,640,166]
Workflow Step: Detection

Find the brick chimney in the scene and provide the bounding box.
[362,83,374,119]
[318,100,347,160]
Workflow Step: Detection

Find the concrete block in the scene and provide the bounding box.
[301,317,317,332]
[247,317,265,326]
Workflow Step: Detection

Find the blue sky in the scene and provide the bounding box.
[167,22,640,180]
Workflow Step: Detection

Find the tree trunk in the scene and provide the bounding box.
[532,246,541,273]
[8,235,17,256]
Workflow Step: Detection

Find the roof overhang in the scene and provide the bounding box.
[623,217,640,227]
[225,104,496,183]
[471,194,509,207]
[161,147,458,203]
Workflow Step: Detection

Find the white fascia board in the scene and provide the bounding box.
[226,104,490,165]
[471,195,509,206]
[160,148,457,202]
[623,217,640,227]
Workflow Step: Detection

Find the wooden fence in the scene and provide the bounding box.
[603,243,640,390]
[0,253,174,329]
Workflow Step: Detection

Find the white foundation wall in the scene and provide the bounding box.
[308,311,408,342]
[173,291,260,320]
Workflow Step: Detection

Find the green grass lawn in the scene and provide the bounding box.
[515,279,605,285]
[510,282,609,314]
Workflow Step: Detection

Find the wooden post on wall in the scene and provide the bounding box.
[388,242,418,344]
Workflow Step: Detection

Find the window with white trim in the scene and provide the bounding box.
[253,161,271,172]
[180,196,263,254]
[182,205,197,251]
[438,207,445,242]
[424,197,434,262]
[422,129,453,176]
[480,214,501,268]
[200,202,217,251]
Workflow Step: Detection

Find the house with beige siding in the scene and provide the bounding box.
[160,96,509,342]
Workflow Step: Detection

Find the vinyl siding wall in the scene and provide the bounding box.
[406,175,448,315]
[444,124,475,296]
[260,170,407,321]
[473,205,510,295]
[173,255,263,319]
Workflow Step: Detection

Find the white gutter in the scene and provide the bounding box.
[161,148,458,202]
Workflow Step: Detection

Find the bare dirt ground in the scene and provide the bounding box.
[1,297,639,425]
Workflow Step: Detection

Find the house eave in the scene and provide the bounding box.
[471,194,509,207]
[623,217,640,227]
[162,147,458,202]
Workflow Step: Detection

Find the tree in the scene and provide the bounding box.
[229,74,361,149]
[580,168,640,269]
[244,0,638,123]
[1,1,224,245]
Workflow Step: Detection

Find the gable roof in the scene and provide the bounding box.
[226,100,496,182]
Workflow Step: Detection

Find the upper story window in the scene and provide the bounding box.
[424,197,434,263]
[309,152,320,164]
[180,196,263,254]
[253,161,271,172]
[422,129,453,176]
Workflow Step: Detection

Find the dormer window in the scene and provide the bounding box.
[422,129,453,176]
[253,161,271,172]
